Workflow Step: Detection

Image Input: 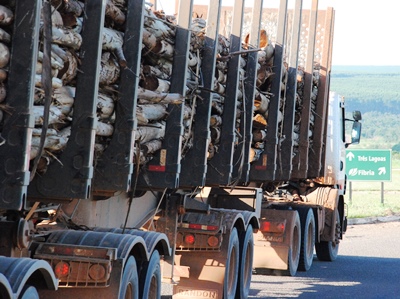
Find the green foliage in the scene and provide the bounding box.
[330,66,400,148]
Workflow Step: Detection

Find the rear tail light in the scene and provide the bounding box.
[260,220,286,233]
[54,261,70,278]
[184,233,195,245]
[89,264,107,280]
[207,236,219,247]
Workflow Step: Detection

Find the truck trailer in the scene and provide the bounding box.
[0,0,361,298]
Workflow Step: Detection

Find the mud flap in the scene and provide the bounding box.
[253,209,298,271]
[172,228,238,299]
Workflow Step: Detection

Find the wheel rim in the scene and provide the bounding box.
[125,282,132,299]
[227,246,237,294]
[292,225,300,262]
[243,241,252,287]
[148,274,158,299]
[306,222,314,258]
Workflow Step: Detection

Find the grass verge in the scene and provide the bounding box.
[345,169,400,218]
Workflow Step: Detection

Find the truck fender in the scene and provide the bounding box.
[93,228,171,257]
[0,256,58,298]
[240,210,260,231]
[43,230,149,263]
[0,273,13,299]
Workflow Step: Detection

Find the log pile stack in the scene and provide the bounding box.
[249,30,276,162]
[31,0,84,173]
[3,1,323,176]
[292,64,320,158]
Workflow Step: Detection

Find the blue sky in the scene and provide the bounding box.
[155,0,400,66]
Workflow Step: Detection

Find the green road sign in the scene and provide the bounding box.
[345,149,392,181]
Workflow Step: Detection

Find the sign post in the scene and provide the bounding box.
[345,149,392,204]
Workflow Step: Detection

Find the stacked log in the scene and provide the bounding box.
[249,30,276,162]
[0,5,13,125]
[292,64,320,158]
[30,1,84,173]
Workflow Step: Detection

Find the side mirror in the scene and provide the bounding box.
[353,110,362,121]
[351,121,362,144]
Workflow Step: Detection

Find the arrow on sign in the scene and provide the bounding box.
[346,152,355,161]
[378,167,386,175]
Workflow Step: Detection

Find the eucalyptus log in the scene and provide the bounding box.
[136,122,165,143]
[137,87,184,104]
[0,82,5,102]
[51,0,84,17]
[0,5,13,26]
[38,50,64,70]
[102,27,126,67]
[254,91,269,114]
[0,27,10,43]
[58,50,78,83]
[35,75,63,89]
[52,26,82,50]
[136,103,167,125]
[99,52,120,85]
[140,74,170,93]
[140,139,162,156]
[143,8,175,40]
[33,105,65,126]
[0,68,6,82]
[142,64,170,80]
[0,42,9,68]
[105,0,125,25]
[97,92,115,119]
[210,115,222,127]
[96,121,114,137]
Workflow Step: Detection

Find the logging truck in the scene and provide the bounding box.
[0,0,361,298]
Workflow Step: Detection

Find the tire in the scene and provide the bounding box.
[283,212,301,276]
[119,256,139,299]
[316,210,340,262]
[19,285,39,299]
[236,225,254,299]
[139,250,161,299]
[298,208,316,271]
[224,227,240,299]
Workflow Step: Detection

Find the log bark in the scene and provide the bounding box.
[0,42,9,68]
[97,92,115,119]
[136,122,165,143]
[33,105,65,126]
[102,27,126,67]
[136,103,167,125]
[0,5,13,26]
[52,26,82,50]
[0,27,10,43]
[99,52,120,85]
[105,0,125,25]
[96,121,114,137]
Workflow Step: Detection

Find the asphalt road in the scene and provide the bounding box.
[249,219,400,298]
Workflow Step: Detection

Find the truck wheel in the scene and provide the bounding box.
[283,212,301,276]
[139,250,161,299]
[236,224,254,299]
[224,227,240,299]
[119,256,139,299]
[20,285,39,299]
[316,210,340,261]
[298,208,315,271]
